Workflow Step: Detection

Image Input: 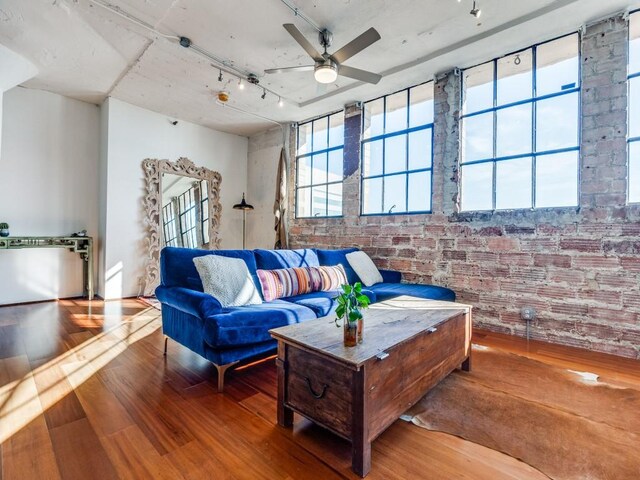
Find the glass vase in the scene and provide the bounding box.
[343,320,358,347]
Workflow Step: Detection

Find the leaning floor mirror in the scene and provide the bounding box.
[141,157,222,296]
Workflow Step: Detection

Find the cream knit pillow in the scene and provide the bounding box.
[345,251,383,287]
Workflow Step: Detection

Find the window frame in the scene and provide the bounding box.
[459,32,582,212]
[360,81,435,216]
[628,10,640,204]
[295,110,345,219]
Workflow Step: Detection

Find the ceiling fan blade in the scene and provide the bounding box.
[265,65,315,74]
[331,27,381,64]
[338,65,382,84]
[283,24,324,62]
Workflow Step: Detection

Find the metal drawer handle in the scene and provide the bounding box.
[304,377,328,399]
[428,327,438,334]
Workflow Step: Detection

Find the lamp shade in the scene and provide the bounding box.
[233,193,254,210]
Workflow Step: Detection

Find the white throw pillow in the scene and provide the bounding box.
[345,251,383,287]
[193,255,262,307]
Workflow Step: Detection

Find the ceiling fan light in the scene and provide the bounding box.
[314,64,338,84]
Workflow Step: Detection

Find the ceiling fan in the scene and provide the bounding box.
[265,24,382,85]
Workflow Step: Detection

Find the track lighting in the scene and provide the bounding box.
[470,1,481,18]
[261,89,267,100]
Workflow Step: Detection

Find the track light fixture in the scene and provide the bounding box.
[238,78,245,90]
[278,97,284,107]
[261,89,267,100]
[470,0,481,18]
[218,70,223,82]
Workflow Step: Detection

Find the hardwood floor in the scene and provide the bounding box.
[0,298,638,479]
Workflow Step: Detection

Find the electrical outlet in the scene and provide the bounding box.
[520,307,536,322]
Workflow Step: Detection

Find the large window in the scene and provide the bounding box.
[361,82,434,215]
[296,112,344,218]
[460,33,580,211]
[629,12,640,203]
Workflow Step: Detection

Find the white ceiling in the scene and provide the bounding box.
[1,0,639,137]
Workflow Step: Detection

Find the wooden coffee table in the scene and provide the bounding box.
[270,296,472,477]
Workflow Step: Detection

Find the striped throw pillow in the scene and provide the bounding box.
[257,265,348,302]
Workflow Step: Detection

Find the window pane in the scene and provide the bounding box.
[328,112,344,148]
[313,117,328,151]
[536,92,579,151]
[328,149,343,182]
[497,49,532,106]
[362,177,382,214]
[385,135,407,174]
[462,112,493,162]
[408,171,431,212]
[297,156,311,186]
[312,185,327,216]
[408,128,432,170]
[409,82,434,127]
[327,183,343,216]
[463,62,494,114]
[385,90,408,133]
[536,151,578,207]
[536,34,579,96]
[630,77,640,139]
[297,187,311,217]
[363,98,384,139]
[496,103,532,157]
[461,162,493,211]
[298,122,312,155]
[362,140,383,177]
[629,142,640,202]
[631,13,640,75]
[384,174,407,213]
[312,153,327,184]
[496,158,532,209]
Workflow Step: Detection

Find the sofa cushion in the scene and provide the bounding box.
[257,267,318,302]
[368,283,456,302]
[315,247,361,284]
[254,248,319,270]
[346,250,384,286]
[161,247,261,295]
[203,300,317,347]
[284,289,377,318]
[193,255,262,307]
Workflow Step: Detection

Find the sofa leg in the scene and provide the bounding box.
[214,361,239,393]
[163,335,168,356]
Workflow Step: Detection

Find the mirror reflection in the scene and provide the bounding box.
[161,173,210,248]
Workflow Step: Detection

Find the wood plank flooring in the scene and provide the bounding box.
[0,298,638,479]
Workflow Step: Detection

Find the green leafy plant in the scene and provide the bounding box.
[0,223,8,229]
[334,282,370,327]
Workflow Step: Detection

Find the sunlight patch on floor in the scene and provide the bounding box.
[0,307,160,443]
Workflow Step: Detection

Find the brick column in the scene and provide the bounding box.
[343,103,363,220]
[580,15,629,208]
[432,70,462,216]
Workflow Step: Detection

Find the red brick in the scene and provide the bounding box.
[550,302,589,316]
[537,286,577,300]
[499,253,533,266]
[533,254,572,268]
[487,237,520,251]
[589,306,637,324]
[621,257,640,272]
[468,251,498,263]
[594,272,638,289]
[392,236,411,245]
[573,255,620,269]
[559,238,602,252]
[581,289,622,305]
[442,250,467,261]
[456,237,485,249]
[479,264,510,278]
[411,237,437,249]
[549,269,586,285]
[520,238,558,252]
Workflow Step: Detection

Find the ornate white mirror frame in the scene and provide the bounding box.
[141,157,222,296]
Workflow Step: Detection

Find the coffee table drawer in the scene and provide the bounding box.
[286,346,353,438]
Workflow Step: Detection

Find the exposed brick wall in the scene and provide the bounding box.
[286,15,640,359]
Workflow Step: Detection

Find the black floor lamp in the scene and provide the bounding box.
[233,193,254,249]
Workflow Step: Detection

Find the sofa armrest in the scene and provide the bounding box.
[379,269,402,283]
[155,285,222,318]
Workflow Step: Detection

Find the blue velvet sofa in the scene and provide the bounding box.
[155,246,455,391]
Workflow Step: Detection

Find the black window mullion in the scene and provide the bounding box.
[492,59,498,210]
[532,44,538,208]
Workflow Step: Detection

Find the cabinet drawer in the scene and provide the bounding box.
[286,346,353,438]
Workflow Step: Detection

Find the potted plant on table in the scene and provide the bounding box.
[335,282,371,347]
[0,223,9,237]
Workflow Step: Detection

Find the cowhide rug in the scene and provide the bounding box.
[405,345,640,480]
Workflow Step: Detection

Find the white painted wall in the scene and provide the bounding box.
[100,98,249,299]
[246,126,287,249]
[0,87,99,305]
